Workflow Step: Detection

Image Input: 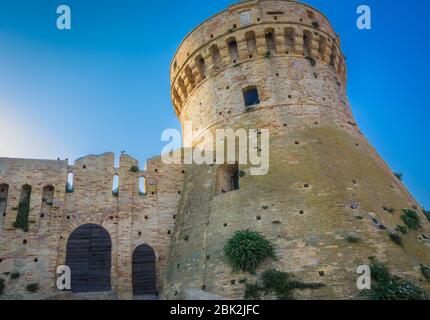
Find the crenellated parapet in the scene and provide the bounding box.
[170,0,347,115]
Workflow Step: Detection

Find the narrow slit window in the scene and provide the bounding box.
[112,175,119,197]
[0,184,9,218]
[139,177,146,196]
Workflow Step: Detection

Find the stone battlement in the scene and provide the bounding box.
[170,0,346,115]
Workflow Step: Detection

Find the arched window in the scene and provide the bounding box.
[139,177,146,196]
[0,184,9,218]
[284,27,295,53]
[66,173,74,193]
[15,184,31,232]
[245,31,257,57]
[209,44,222,66]
[243,86,260,107]
[216,164,240,195]
[303,30,313,56]
[226,38,239,63]
[112,175,119,197]
[195,55,207,78]
[265,28,276,54]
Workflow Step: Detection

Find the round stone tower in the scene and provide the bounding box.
[164,0,430,299]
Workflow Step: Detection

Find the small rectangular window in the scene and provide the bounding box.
[243,86,260,107]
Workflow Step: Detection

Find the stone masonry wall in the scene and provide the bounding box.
[0,153,184,299]
[163,0,430,299]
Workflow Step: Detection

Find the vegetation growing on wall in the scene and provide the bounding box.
[244,269,324,300]
[10,272,20,280]
[130,165,140,173]
[25,283,40,293]
[388,232,403,247]
[401,209,421,230]
[423,209,430,222]
[14,194,31,233]
[0,278,4,295]
[394,172,403,181]
[362,257,427,300]
[224,230,275,274]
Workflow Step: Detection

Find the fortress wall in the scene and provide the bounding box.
[0,152,185,299]
[0,158,68,298]
[164,0,430,300]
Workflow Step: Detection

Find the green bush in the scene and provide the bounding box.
[401,209,421,230]
[394,172,403,181]
[244,269,324,300]
[369,257,390,282]
[0,278,5,295]
[365,257,427,300]
[224,230,275,274]
[10,272,20,280]
[264,51,272,59]
[14,198,30,232]
[244,283,261,300]
[26,283,40,293]
[130,165,140,173]
[346,235,360,243]
[420,264,430,281]
[389,232,403,247]
[396,225,408,235]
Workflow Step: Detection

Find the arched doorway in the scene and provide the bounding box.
[132,244,156,296]
[66,224,112,293]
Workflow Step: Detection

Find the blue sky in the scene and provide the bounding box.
[0,0,429,207]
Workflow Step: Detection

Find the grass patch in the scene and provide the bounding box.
[244,269,324,300]
[130,165,140,173]
[401,209,421,230]
[244,283,261,300]
[10,272,20,280]
[388,232,403,247]
[346,235,360,243]
[362,257,427,300]
[224,230,275,274]
[14,198,30,232]
[26,283,40,293]
[396,225,408,235]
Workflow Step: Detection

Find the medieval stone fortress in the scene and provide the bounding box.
[1,0,429,300]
